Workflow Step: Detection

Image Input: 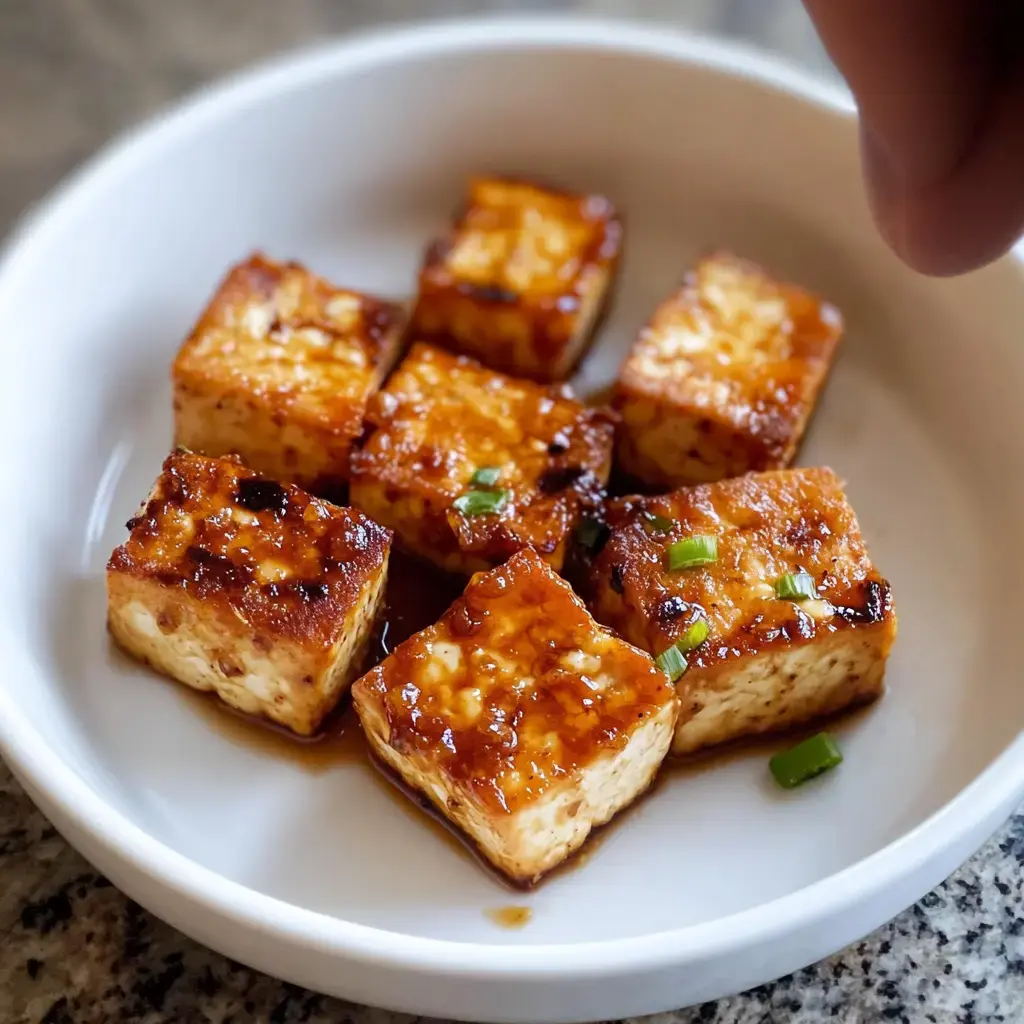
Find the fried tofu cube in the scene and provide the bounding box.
[411,176,622,382]
[352,548,677,884]
[613,253,843,489]
[173,253,406,498]
[587,468,896,755]
[106,451,392,737]
[349,342,615,576]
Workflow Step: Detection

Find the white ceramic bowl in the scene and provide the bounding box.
[2,17,1024,1024]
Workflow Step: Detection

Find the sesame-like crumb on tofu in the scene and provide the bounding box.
[173,252,406,498]
[587,468,896,756]
[613,252,843,490]
[352,548,677,885]
[349,342,616,576]
[411,176,623,382]
[106,451,392,737]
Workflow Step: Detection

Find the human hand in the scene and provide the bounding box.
[803,0,1024,276]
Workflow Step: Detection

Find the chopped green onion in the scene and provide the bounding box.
[453,489,509,516]
[470,466,502,488]
[576,517,607,551]
[678,617,709,652]
[642,511,674,533]
[769,732,843,789]
[774,572,817,601]
[667,535,718,571]
[655,645,688,682]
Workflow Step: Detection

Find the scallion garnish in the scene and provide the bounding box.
[470,466,502,488]
[667,535,718,571]
[642,511,674,533]
[774,572,817,601]
[678,617,709,652]
[655,645,688,682]
[576,517,608,551]
[769,732,843,788]
[453,489,509,516]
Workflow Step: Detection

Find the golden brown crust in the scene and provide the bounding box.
[613,252,842,488]
[172,252,406,490]
[108,451,392,649]
[352,549,675,816]
[411,177,622,381]
[588,467,895,668]
[349,342,616,574]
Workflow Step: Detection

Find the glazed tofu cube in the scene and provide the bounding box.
[411,176,622,382]
[349,342,615,576]
[106,451,392,737]
[587,468,896,755]
[352,548,677,884]
[173,253,406,498]
[613,253,843,489]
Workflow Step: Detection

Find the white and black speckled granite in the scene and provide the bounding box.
[1,3,1022,1022]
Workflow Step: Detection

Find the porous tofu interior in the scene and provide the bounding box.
[672,625,890,755]
[412,177,622,380]
[614,252,843,486]
[173,252,406,487]
[349,342,614,575]
[588,467,896,753]
[353,549,677,883]
[106,451,392,736]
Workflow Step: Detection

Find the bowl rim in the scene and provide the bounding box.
[1,13,1022,980]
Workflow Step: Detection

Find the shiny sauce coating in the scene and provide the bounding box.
[358,549,674,815]
[590,467,894,665]
[615,252,842,465]
[108,451,391,646]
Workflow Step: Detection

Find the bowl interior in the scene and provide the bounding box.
[2,32,1024,947]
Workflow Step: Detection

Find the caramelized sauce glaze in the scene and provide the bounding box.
[108,451,391,647]
[175,252,406,430]
[412,176,623,373]
[350,343,615,571]
[358,549,674,816]
[590,467,894,664]
[614,252,842,470]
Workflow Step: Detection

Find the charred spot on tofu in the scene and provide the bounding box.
[588,467,896,755]
[411,177,623,382]
[352,549,677,884]
[106,451,392,737]
[173,253,406,494]
[349,342,616,576]
[613,252,843,489]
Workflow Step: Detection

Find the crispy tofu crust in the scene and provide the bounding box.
[411,176,623,382]
[349,342,616,575]
[613,252,843,489]
[173,253,407,496]
[353,549,677,884]
[107,451,392,736]
[587,467,896,754]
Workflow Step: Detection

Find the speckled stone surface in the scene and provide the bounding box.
[1,3,1022,1023]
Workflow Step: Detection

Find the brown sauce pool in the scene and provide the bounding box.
[486,906,533,929]
[187,544,878,899]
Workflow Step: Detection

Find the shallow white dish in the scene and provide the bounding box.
[2,15,1024,1023]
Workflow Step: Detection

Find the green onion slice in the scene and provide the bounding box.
[769,732,843,789]
[655,645,688,682]
[642,511,674,533]
[470,466,502,488]
[667,535,718,571]
[774,572,817,601]
[678,617,710,652]
[576,517,607,551]
[453,489,509,516]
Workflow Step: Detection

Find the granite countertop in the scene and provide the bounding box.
[1,2,1022,1022]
